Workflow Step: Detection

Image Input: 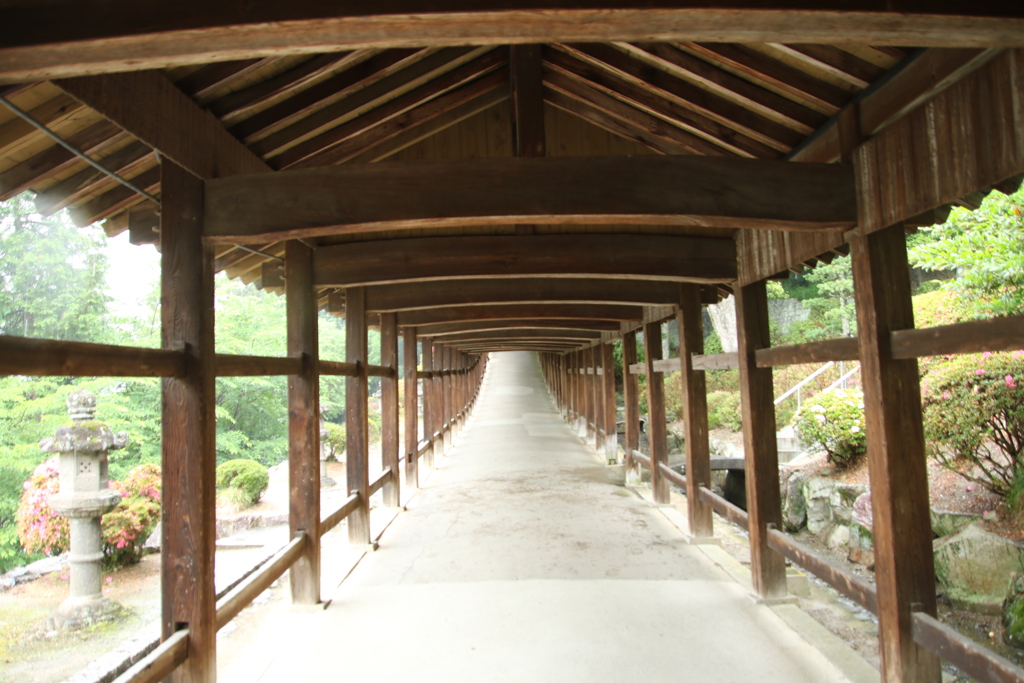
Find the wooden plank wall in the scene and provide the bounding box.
[736,229,844,287]
[855,48,1024,236]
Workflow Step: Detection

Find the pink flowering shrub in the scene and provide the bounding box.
[792,388,867,466]
[17,460,161,568]
[921,351,1024,496]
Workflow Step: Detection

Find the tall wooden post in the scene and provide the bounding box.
[568,351,578,426]
[678,285,713,539]
[431,340,444,464]
[380,312,400,507]
[286,240,321,605]
[345,286,371,545]
[736,281,787,599]
[623,332,640,475]
[442,346,452,453]
[644,321,669,504]
[601,343,617,464]
[852,224,940,683]
[160,160,216,683]
[594,345,605,452]
[404,327,419,489]
[421,339,435,468]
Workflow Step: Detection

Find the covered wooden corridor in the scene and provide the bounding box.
[219,350,858,683]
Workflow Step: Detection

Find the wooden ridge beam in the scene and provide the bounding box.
[396,303,644,325]
[313,234,736,287]
[365,278,713,311]
[4,6,1024,84]
[417,320,623,336]
[53,71,270,179]
[205,155,855,243]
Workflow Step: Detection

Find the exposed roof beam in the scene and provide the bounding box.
[53,71,270,179]
[314,234,736,287]
[431,329,603,343]
[2,5,1023,83]
[417,320,624,336]
[365,279,695,312]
[396,303,645,325]
[204,155,856,243]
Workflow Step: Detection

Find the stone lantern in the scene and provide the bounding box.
[40,390,128,628]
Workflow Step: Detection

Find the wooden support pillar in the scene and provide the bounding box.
[286,240,321,605]
[593,345,605,452]
[403,327,419,489]
[568,352,577,425]
[345,286,371,545]
[736,281,787,599]
[431,340,444,464]
[644,321,669,504]
[678,284,713,539]
[440,345,450,453]
[601,342,617,465]
[160,160,216,683]
[380,312,400,508]
[623,331,640,476]
[580,348,592,440]
[851,223,940,683]
[421,339,435,469]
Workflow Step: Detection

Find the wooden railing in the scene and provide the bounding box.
[110,629,189,683]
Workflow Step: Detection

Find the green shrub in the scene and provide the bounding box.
[215,458,269,507]
[707,391,742,432]
[323,423,345,460]
[793,388,866,466]
[921,351,1024,496]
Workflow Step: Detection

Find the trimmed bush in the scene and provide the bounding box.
[707,391,742,432]
[921,351,1024,497]
[215,458,269,507]
[792,388,866,466]
[323,423,346,460]
[16,459,161,568]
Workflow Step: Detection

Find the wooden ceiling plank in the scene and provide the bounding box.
[250,47,484,158]
[397,303,645,325]
[205,155,855,243]
[34,141,154,215]
[544,70,730,157]
[366,278,683,311]
[559,43,802,151]
[295,69,509,168]
[544,48,779,158]
[511,44,547,159]
[620,42,826,132]
[173,58,270,102]
[229,49,422,143]
[343,87,508,164]
[418,320,624,335]
[68,164,160,226]
[278,49,508,169]
[0,120,124,201]
[2,6,1024,84]
[430,329,603,342]
[769,44,886,88]
[677,42,850,113]
[312,233,736,287]
[0,94,84,153]
[209,52,361,120]
[544,89,677,155]
[53,71,270,179]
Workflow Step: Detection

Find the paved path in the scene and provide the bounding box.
[222,351,856,683]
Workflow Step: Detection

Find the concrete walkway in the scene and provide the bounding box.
[222,351,859,683]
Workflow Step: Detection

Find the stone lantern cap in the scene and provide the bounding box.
[39,390,129,454]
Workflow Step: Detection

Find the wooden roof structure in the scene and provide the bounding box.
[2,6,1024,683]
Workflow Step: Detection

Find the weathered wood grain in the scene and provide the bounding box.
[345,287,371,545]
[755,337,859,367]
[644,321,670,504]
[891,315,1024,358]
[396,303,644,325]
[0,336,184,377]
[678,284,713,539]
[404,327,419,489]
[380,312,401,507]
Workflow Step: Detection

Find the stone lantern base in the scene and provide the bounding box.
[54,594,122,629]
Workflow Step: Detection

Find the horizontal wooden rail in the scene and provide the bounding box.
[658,462,687,490]
[320,493,361,535]
[110,629,189,683]
[215,533,305,630]
[766,527,877,614]
[0,335,185,377]
[698,486,749,531]
[892,315,1024,359]
[912,612,1024,683]
[630,450,652,470]
[365,363,395,378]
[368,467,393,496]
[755,338,859,368]
[628,358,679,375]
[692,352,739,371]
[320,360,358,376]
[215,353,301,377]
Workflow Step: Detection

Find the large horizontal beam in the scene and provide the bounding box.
[204,156,856,243]
[3,5,1024,83]
[435,329,602,342]
[417,319,623,336]
[314,234,736,287]
[366,278,694,311]
[395,303,644,325]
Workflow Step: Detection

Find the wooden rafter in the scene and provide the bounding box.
[417,320,624,336]
[396,303,645,325]
[204,155,855,243]
[2,5,1023,84]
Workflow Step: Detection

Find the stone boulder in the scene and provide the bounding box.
[931,509,981,538]
[781,472,806,532]
[934,523,1024,614]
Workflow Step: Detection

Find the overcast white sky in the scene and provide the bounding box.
[104,230,161,319]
